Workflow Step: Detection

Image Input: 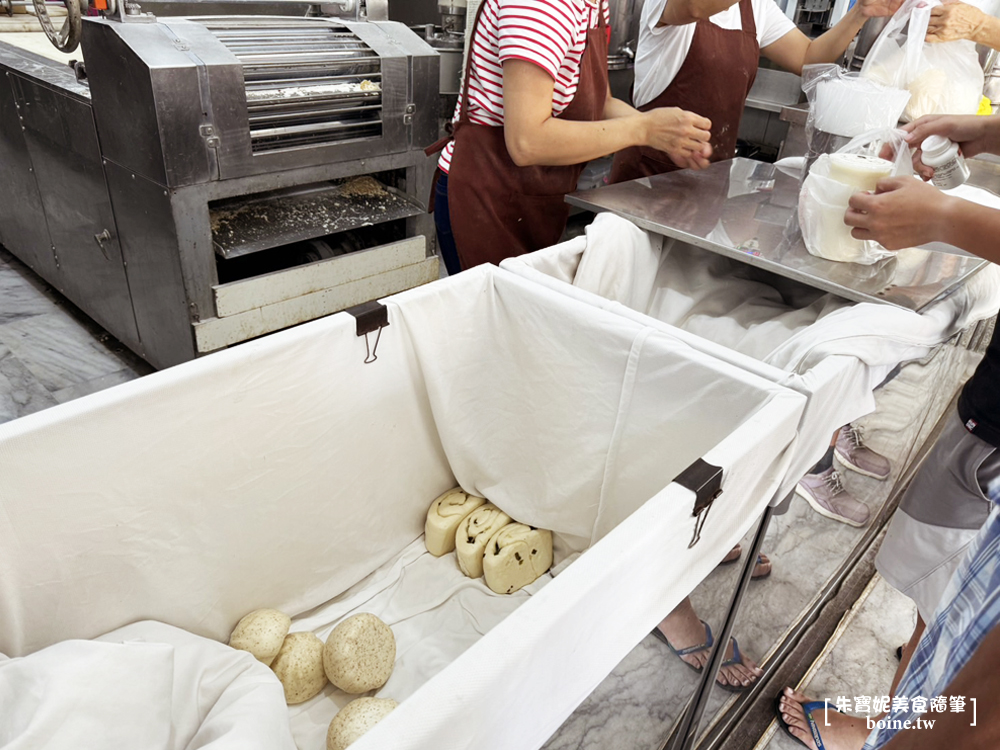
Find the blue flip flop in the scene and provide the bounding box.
[774,694,841,750]
[651,618,714,673]
[651,620,754,692]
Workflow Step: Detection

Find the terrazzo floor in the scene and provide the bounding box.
[0,246,152,424]
[756,576,918,750]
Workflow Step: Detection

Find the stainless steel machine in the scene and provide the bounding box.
[0,0,440,368]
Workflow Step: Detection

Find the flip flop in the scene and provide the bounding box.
[651,618,714,674]
[651,620,755,693]
[773,694,841,750]
[716,636,754,693]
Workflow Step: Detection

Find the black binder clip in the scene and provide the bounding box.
[676,459,724,548]
[347,301,389,364]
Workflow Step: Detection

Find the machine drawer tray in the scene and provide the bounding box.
[210,177,423,259]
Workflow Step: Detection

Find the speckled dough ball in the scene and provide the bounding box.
[323,613,396,694]
[229,608,291,666]
[271,632,328,704]
[326,697,398,750]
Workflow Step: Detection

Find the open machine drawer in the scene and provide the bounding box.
[0,266,804,750]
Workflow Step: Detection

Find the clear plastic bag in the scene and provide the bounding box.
[860,0,984,122]
[800,64,911,172]
[798,128,913,265]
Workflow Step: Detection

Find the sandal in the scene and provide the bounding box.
[774,694,841,750]
[651,618,713,674]
[651,620,755,693]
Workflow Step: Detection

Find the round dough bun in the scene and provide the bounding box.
[326,697,398,750]
[229,608,291,666]
[271,632,328,704]
[323,613,396,694]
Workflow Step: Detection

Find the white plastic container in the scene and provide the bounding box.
[828,153,894,191]
[921,134,971,189]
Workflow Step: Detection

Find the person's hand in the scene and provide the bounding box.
[926,1,986,42]
[903,114,1000,179]
[856,0,904,19]
[672,151,713,170]
[844,176,951,249]
[644,108,713,168]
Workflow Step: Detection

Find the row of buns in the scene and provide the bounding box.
[424,487,553,595]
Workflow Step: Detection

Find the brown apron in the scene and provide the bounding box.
[427,0,609,269]
[609,0,759,184]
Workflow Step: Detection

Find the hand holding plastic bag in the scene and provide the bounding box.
[799,128,913,265]
[860,0,983,121]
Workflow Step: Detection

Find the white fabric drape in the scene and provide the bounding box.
[503,211,1000,502]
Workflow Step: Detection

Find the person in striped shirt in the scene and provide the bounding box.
[429,0,714,274]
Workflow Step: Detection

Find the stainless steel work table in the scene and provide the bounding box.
[566,157,988,312]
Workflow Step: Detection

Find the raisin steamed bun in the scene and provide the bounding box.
[483,524,553,595]
[323,613,396,693]
[424,487,486,557]
[455,503,512,579]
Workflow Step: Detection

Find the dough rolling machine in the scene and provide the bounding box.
[0,0,440,368]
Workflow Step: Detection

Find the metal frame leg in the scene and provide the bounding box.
[668,500,780,750]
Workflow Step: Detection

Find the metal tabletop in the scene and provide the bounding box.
[566,158,988,312]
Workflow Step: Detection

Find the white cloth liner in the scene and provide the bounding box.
[0,621,296,750]
[502,212,1000,502]
[0,266,804,750]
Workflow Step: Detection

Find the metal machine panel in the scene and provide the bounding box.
[12,74,142,349]
[82,16,439,184]
[82,21,171,186]
[84,18,237,187]
[0,66,56,278]
[104,163,198,368]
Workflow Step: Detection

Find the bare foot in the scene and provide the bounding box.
[722,545,743,564]
[753,553,772,578]
[720,545,772,579]
[656,603,763,689]
[777,688,872,750]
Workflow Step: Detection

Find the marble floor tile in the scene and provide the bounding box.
[0,262,62,324]
[542,634,702,750]
[51,368,150,404]
[0,311,139,392]
[0,343,58,424]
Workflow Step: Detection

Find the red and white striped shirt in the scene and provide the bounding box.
[439,0,609,173]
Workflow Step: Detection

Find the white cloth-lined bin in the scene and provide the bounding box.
[0,266,804,750]
[503,214,1000,503]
